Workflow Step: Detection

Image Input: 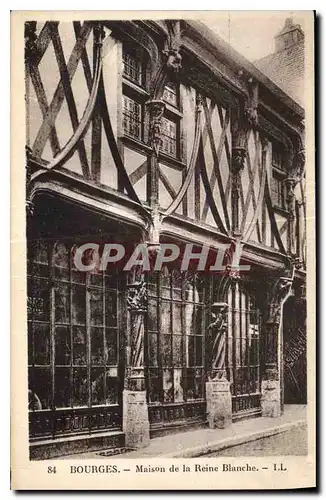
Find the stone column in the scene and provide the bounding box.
[123,274,150,448]
[205,302,232,429]
[261,270,294,417]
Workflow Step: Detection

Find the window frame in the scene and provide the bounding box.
[27,241,123,426]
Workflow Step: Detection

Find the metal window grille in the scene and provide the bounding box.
[122,96,142,140]
[122,51,142,85]
[161,117,177,156]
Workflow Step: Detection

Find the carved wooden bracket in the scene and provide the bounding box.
[238,72,259,128]
[163,49,182,73]
[267,265,295,325]
[163,20,182,73]
[244,77,259,128]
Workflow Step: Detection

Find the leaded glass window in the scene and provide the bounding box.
[122,96,142,140]
[163,82,178,107]
[122,51,142,85]
[226,282,261,413]
[147,268,206,408]
[161,117,177,157]
[27,240,121,437]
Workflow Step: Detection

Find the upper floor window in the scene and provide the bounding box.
[163,82,178,107]
[271,141,287,210]
[161,117,177,157]
[271,171,286,210]
[122,51,142,86]
[122,95,142,140]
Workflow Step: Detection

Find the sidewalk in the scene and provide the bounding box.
[62,405,306,459]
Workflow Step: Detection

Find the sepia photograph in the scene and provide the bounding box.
[11,9,315,489]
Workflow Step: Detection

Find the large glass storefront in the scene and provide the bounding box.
[28,239,263,439]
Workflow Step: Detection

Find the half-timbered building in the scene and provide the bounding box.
[25,18,306,459]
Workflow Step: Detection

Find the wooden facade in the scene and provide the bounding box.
[25,19,306,458]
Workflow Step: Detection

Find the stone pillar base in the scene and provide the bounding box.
[261,380,281,417]
[206,378,232,429]
[123,390,150,449]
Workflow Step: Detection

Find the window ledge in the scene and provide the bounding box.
[122,77,149,98]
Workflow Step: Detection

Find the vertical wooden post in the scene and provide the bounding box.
[123,270,150,448]
[261,269,294,417]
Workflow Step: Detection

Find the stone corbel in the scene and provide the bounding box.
[163,20,182,73]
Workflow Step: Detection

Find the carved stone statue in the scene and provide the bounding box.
[146,100,165,156]
[127,279,147,311]
[207,303,228,380]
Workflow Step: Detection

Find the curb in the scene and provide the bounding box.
[164,419,307,458]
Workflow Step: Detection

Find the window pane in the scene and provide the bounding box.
[123,96,141,140]
[173,303,182,335]
[33,322,51,365]
[186,335,195,367]
[89,289,104,326]
[72,368,88,407]
[55,326,70,365]
[72,326,86,365]
[123,51,142,85]
[55,367,70,408]
[72,284,86,325]
[34,239,49,264]
[163,369,173,402]
[148,368,160,403]
[172,335,182,366]
[91,327,104,365]
[174,368,183,402]
[28,277,50,322]
[29,367,52,410]
[163,83,177,106]
[148,332,158,367]
[105,328,118,365]
[148,298,158,331]
[185,368,195,400]
[91,368,105,405]
[160,301,171,332]
[105,292,117,327]
[184,303,195,335]
[105,374,118,405]
[195,336,203,366]
[54,282,70,324]
[53,242,69,280]
[161,117,177,157]
[162,334,172,366]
